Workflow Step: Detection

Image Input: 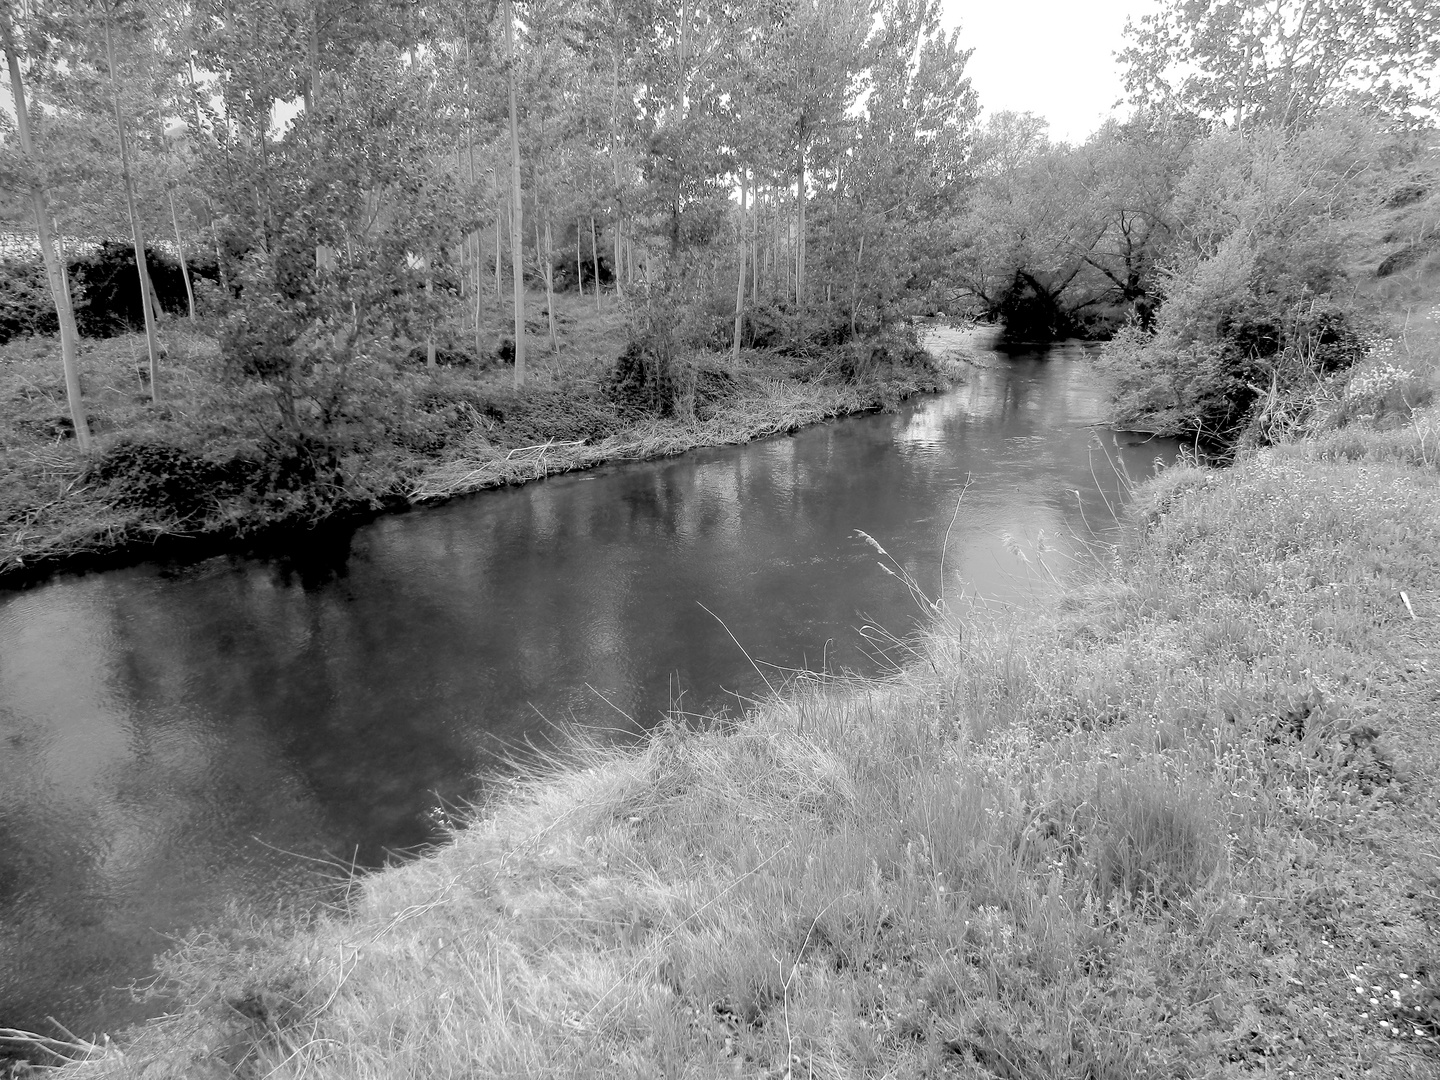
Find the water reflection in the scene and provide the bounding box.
[0,342,1179,1039]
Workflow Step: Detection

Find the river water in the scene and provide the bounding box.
[0,340,1179,1039]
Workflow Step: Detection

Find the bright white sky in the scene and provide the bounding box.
[940,0,1159,145]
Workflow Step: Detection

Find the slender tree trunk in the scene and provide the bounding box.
[850,232,863,336]
[754,180,766,311]
[608,35,626,296]
[184,29,228,294]
[105,9,160,401]
[590,216,601,311]
[147,276,163,326]
[576,218,584,297]
[495,206,503,298]
[795,142,806,306]
[3,14,89,449]
[771,184,781,299]
[733,165,747,364]
[473,231,482,357]
[458,233,467,333]
[305,10,319,113]
[613,214,625,300]
[504,0,525,387]
[425,264,436,368]
[540,221,557,353]
[167,186,197,322]
[613,216,623,289]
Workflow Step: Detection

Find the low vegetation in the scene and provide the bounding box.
[16,297,1435,1079]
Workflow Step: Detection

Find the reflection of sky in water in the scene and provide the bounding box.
[0,343,1181,1040]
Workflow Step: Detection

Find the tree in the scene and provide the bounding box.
[762,0,874,306]
[1120,0,1440,130]
[0,4,91,448]
[101,0,162,399]
[504,0,525,385]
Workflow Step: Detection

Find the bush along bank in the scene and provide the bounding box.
[1096,123,1439,455]
[35,356,1440,1077]
[0,301,958,588]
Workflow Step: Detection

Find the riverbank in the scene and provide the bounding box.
[19,326,1438,1077]
[0,298,984,589]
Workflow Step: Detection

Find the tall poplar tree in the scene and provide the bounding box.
[1,5,91,448]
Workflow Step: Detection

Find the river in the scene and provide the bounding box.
[0,340,1180,1039]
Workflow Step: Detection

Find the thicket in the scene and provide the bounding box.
[0,245,215,344]
[1097,117,1431,448]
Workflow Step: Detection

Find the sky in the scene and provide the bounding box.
[939,0,1157,145]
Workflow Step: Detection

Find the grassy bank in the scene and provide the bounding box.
[15,319,1437,1078]
[0,293,967,587]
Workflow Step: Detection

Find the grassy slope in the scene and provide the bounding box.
[0,292,959,585]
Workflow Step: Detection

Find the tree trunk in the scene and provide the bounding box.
[541,221,557,353]
[105,9,160,400]
[850,233,863,336]
[473,231,482,357]
[613,214,625,300]
[795,142,806,306]
[168,186,197,322]
[608,28,626,295]
[183,27,228,294]
[613,217,623,290]
[754,180,766,311]
[733,165,747,364]
[772,184,781,299]
[590,216,601,311]
[2,13,90,450]
[576,218,584,296]
[425,265,436,368]
[305,9,319,113]
[495,206,503,298]
[504,0,525,387]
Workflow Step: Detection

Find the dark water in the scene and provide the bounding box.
[0,342,1179,1038]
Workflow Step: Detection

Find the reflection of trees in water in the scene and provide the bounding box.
[0,580,334,1035]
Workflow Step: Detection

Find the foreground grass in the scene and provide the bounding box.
[0,291,962,585]
[27,359,1439,1077]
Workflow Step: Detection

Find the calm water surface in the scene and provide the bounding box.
[0,342,1179,1037]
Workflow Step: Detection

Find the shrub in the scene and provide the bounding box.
[607,336,692,418]
[1101,235,1373,444]
[89,440,220,518]
[0,258,59,344]
[68,242,197,338]
[830,324,935,384]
